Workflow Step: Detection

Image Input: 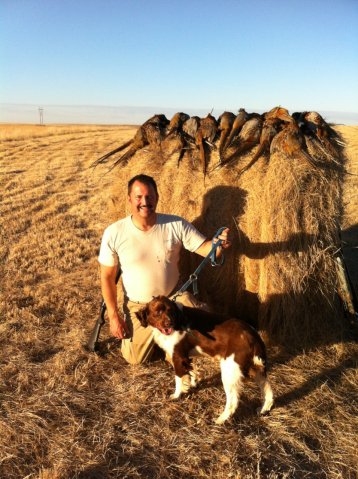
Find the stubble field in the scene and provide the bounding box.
[0,123,357,479]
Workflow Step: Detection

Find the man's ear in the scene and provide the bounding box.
[135,307,149,327]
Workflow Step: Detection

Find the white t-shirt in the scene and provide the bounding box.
[98,213,206,302]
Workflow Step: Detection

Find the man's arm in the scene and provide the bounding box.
[100,264,128,339]
[194,227,231,257]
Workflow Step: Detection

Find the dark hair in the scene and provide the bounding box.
[127,174,158,196]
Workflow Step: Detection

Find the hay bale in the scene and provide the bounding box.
[249,147,343,344]
[105,115,346,349]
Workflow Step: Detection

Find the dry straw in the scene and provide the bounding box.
[1,123,357,479]
[109,119,346,349]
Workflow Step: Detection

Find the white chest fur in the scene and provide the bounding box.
[152,328,185,358]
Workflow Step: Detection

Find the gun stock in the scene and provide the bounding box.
[87,302,106,352]
[87,267,122,352]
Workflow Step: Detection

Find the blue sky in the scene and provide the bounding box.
[1,0,358,123]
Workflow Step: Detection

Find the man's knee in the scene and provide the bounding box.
[121,347,146,365]
[121,338,156,365]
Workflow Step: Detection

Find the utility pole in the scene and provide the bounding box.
[38,107,44,125]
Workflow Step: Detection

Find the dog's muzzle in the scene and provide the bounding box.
[158,315,175,335]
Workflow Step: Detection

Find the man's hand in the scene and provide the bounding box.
[108,311,129,339]
[100,264,128,339]
[194,227,232,258]
[215,227,231,250]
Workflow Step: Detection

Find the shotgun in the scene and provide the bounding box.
[87,267,122,352]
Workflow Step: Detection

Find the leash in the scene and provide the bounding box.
[172,226,227,301]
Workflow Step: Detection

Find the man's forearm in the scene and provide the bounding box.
[194,227,231,258]
[101,279,119,318]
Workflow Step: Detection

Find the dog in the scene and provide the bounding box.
[135,295,274,424]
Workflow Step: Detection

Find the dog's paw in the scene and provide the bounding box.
[189,371,198,388]
[170,392,181,400]
[181,374,192,393]
[256,405,272,416]
[214,413,229,425]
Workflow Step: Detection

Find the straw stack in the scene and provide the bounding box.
[106,110,346,348]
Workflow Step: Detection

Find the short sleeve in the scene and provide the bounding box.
[98,226,119,267]
[180,219,206,252]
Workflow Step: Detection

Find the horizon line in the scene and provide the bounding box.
[1,103,358,126]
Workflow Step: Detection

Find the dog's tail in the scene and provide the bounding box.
[252,355,266,370]
[249,339,268,378]
[251,349,274,415]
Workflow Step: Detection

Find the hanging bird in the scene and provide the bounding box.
[301,111,347,169]
[270,121,319,169]
[303,111,335,141]
[237,117,282,175]
[196,113,218,175]
[91,114,169,170]
[167,112,190,136]
[264,106,293,123]
[199,112,218,145]
[225,108,248,149]
[144,114,170,144]
[182,116,201,141]
[220,116,262,168]
[172,115,201,167]
[217,111,236,163]
[164,112,190,166]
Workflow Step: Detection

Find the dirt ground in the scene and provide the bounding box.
[0,123,357,479]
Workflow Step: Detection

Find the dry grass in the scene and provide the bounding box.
[1,123,357,478]
[109,122,351,347]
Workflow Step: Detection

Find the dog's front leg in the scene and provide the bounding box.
[170,355,192,400]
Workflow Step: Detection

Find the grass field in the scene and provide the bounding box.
[1,123,357,479]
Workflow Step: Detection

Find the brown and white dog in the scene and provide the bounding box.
[135,296,274,424]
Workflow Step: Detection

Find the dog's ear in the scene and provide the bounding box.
[135,307,149,327]
[172,302,184,328]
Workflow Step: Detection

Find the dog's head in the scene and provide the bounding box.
[135,296,183,335]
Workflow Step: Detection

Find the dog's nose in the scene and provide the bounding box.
[164,316,174,328]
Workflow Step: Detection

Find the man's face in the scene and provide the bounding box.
[128,181,158,220]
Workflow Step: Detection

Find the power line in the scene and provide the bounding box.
[38,107,44,125]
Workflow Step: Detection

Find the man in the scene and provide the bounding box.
[98,174,231,364]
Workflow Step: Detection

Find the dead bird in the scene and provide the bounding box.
[196,113,218,175]
[182,116,201,141]
[91,114,169,170]
[225,108,248,149]
[220,116,262,168]
[238,117,282,176]
[270,121,319,169]
[217,111,236,162]
[264,106,293,123]
[167,112,190,136]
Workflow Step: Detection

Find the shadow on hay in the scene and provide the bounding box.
[237,228,321,260]
[341,223,358,302]
[175,185,354,354]
[275,354,358,410]
[178,184,247,316]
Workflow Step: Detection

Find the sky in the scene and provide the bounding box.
[1,0,358,124]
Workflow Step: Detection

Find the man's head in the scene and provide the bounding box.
[127,174,158,197]
[127,174,159,222]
